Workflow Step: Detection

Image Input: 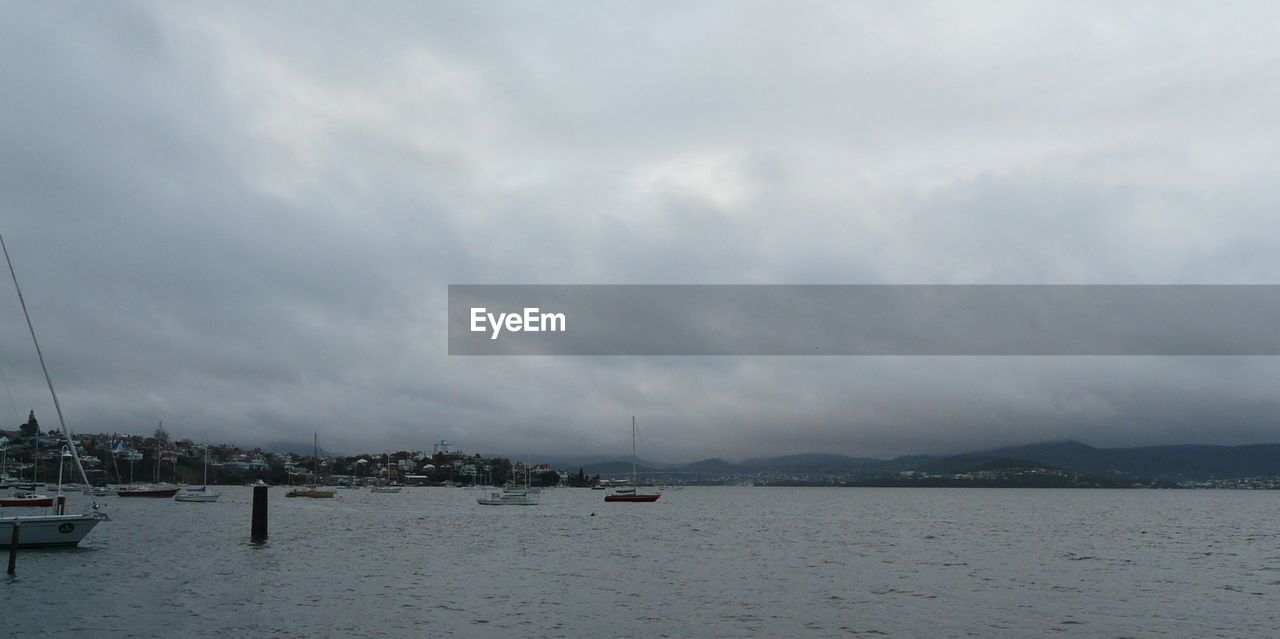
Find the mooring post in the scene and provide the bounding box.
[56,495,65,515]
[7,521,19,575]
[251,484,268,542]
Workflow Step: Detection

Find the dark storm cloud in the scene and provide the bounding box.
[3,1,1280,459]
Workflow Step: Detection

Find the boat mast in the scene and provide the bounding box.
[1,232,99,509]
[632,416,637,488]
[109,438,122,485]
[155,421,161,484]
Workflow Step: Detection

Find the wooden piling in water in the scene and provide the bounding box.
[251,485,268,542]
[7,521,19,575]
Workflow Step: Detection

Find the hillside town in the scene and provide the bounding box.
[0,412,595,489]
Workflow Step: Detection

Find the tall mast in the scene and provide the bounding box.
[1,233,98,509]
[155,421,162,484]
[632,416,637,487]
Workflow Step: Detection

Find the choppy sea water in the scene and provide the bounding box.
[4,487,1279,638]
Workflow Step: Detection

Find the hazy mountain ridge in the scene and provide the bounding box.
[576,441,1280,481]
[967,441,1280,480]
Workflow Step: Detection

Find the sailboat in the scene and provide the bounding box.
[605,417,660,502]
[117,423,180,497]
[371,453,402,493]
[0,493,54,508]
[0,233,106,548]
[287,434,336,498]
[175,444,220,502]
[477,454,539,505]
[1,451,53,507]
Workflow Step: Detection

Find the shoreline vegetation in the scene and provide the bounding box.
[3,414,1280,490]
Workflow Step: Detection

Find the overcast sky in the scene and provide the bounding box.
[3,1,1280,460]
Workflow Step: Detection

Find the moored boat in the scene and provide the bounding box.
[287,434,335,498]
[476,490,538,506]
[478,454,540,505]
[175,443,220,503]
[174,492,220,502]
[0,492,54,508]
[0,232,108,547]
[504,485,541,494]
[117,485,180,498]
[120,422,181,497]
[0,513,103,548]
[287,487,336,498]
[370,453,402,493]
[605,417,661,503]
[604,492,661,502]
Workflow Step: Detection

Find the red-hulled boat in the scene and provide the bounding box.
[0,493,54,507]
[604,417,662,504]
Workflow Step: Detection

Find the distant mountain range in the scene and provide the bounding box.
[263,439,1280,482]
[575,441,1280,481]
[963,441,1280,480]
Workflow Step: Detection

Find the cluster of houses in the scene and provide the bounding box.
[5,425,570,488]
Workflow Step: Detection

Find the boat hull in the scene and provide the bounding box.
[174,493,220,502]
[286,489,335,498]
[0,514,103,547]
[477,491,539,505]
[604,494,661,502]
[117,488,180,498]
[0,496,54,508]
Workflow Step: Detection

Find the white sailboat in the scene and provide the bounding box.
[476,490,538,506]
[0,233,106,548]
[175,443,220,502]
[477,455,539,505]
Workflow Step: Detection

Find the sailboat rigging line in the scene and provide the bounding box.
[1,232,100,511]
[0,361,21,424]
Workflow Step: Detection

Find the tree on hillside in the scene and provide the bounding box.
[19,410,38,437]
[537,470,560,487]
[567,468,590,487]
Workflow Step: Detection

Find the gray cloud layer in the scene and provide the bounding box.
[3,1,1280,459]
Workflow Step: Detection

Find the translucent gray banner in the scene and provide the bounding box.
[447,285,1280,355]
